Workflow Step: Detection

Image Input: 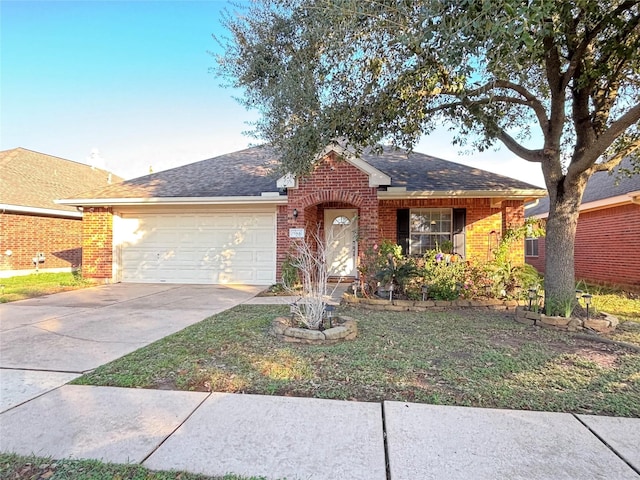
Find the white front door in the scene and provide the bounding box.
[324,209,358,277]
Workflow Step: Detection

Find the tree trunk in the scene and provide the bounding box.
[543,179,586,315]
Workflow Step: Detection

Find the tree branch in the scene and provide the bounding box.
[496,129,544,163]
[465,80,549,131]
[583,102,640,164]
[593,137,640,172]
[568,102,640,177]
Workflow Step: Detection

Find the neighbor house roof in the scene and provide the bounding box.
[527,157,640,217]
[59,145,546,206]
[0,147,122,216]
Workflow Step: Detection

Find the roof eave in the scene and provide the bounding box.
[531,190,640,219]
[56,194,288,207]
[0,203,82,219]
[377,189,547,201]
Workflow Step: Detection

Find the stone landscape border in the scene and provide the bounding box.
[515,306,619,333]
[271,315,358,344]
[342,293,519,311]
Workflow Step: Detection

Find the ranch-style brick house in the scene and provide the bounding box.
[0,147,121,277]
[59,145,546,285]
[526,157,640,290]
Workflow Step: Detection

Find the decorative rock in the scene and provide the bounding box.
[393,300,414,307]
[515,316,535,326]
[368,304,388,311]
[414,300,436,307]
[289,328,325,341]
[385,305,407,312]
[323,326,348,340]
[540,316,571,327]
[584,318,612,332]
[272,318,289,335]
[435,301,452,307]
[603,313,619,328]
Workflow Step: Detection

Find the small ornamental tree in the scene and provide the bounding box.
[284,226,342,330]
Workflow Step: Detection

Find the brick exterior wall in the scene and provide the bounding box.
[82,207,114,280]
[276,152,380,281]
[379,198,525,264]
[527,203,640,288]
[0,212,82,273]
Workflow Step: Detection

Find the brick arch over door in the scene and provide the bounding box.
[297,190,365,210]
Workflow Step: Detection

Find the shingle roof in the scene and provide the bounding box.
[64,145,545,202]
[0,148,122,213]
[362,146,542,191]
[72,146,281,199]
[526,157,640,217]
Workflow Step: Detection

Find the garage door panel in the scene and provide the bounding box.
[119,212,276,285]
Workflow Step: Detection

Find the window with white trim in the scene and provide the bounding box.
[525,238,539,257]
[409,208,452,255]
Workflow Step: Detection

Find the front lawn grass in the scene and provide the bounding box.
[0,272,93,303]
[74,304,640,417]
[0,453,265,480]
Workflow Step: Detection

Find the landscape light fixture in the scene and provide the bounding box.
[421,285,429,301]
[575,290,583,301]
[528,288,537,311]
[389,282,394,301]
[325,304,335,328]
[582,294,593,321]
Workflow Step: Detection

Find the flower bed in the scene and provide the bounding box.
[344,293,620,334]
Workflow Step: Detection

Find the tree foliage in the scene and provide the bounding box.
[216,0,640,307]
[217,0,639,175]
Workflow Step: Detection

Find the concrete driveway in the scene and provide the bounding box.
[0,283,263,412]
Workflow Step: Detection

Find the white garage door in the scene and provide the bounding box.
[118,211,276,285]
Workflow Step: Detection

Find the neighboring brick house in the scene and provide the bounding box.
[526,158,640,289]
[59,144,546,285]
[0,148,122,277]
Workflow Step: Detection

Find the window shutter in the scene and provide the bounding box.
[397,209,410,255]
[453,208,466,258]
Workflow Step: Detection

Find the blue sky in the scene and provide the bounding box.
[1,0,545,186]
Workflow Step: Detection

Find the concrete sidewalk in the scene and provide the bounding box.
[1,386,638,480]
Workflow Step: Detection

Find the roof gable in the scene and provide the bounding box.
[277,144,392,189]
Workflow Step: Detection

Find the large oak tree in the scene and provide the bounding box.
[216,0,640,310]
